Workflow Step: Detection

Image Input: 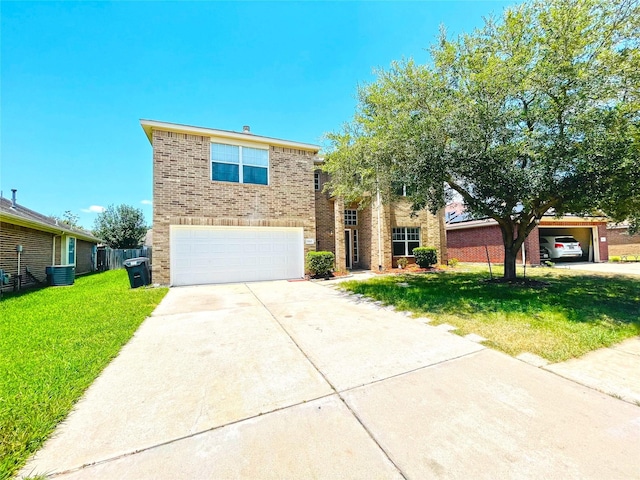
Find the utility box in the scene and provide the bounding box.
[46,265,75,286]
[123,257,151,288]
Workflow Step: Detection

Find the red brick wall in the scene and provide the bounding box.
[447,224,541,264]
[447,224,506,263]
[449,221,608,264]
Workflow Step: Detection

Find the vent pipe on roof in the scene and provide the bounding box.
[242,125,250,133]
[11,189,17,208]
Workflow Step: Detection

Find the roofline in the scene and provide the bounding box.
[446,218,498,230]
[0,210,101,243]
[140,119,321,153]
[446,215,608,231]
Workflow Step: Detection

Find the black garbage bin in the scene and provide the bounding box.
[123,257,151,288]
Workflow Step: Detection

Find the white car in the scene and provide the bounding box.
[539,236,583,259]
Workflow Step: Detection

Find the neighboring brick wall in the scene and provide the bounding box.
[447,224,507,264]
[607,226,640,255]
[0,222,53,289]
[448,221,609,264]
[314,170,335,254]
[76,240,94,275]
[152,129,317,284]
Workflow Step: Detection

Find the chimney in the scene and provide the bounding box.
[11,189,17,208]
[242,125,251,133]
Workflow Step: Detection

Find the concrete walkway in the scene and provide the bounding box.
[20,281,640,479]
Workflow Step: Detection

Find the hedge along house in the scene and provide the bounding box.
[0,190,101,291]
[314,167,447,272]
[446,207,609,265]
[141,120,321,286]
[142,119,447,286]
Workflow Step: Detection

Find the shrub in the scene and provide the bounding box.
[609,256,621,263]
[544,260,555,267]
[397,257,409,269]
[448,258,459,268]
[413,246,438,268]
[306,251,335,276]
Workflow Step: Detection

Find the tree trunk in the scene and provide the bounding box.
[503,246,518,280]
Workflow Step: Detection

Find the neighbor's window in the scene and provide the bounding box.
[314,172,320,191]
[211,143,269,185]
[392,227,420,256]
[344,209,357,226]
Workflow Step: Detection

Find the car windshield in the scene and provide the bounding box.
[556,237,578,243]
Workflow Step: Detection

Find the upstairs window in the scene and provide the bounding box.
[211,143,269,185]
[314,172,320,191]
[344,209,357,226]
[392,227,420,256]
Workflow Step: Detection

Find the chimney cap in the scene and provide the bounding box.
[242,125,251,133]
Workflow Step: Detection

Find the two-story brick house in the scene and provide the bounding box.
[141,120,445,286]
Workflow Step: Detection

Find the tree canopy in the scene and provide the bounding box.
[93,204,148,249]
[323,0,640,279]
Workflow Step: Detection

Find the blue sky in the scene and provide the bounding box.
[2,1,513,230]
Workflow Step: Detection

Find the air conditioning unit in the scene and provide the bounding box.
[0,269,11,285]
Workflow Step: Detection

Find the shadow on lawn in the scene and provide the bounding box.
[345,271,640,328]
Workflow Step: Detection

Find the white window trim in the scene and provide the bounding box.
[62,236,76,266]
[392,227,421,257]
[211,142,270,185]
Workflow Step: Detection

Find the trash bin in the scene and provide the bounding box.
[123,257,151,288]
[45,265,75,286]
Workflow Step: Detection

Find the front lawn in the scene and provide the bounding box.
[340,266,639,363]
[0,270,168,479]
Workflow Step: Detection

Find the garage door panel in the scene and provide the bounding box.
[170,226,305,286]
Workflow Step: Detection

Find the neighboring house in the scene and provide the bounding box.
[446,205,609,265]
[607,223,640,256]
[0,190,101,290]
[141,119,446,286]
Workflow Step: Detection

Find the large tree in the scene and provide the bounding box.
[324,0,640,279]
[93,204,147,249]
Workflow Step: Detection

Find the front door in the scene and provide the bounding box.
[345,229,352,269]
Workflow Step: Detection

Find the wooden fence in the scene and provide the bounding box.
[97,247,152,271]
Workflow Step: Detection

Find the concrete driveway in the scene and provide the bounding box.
[21,281,640,479]
[555,260,640,276]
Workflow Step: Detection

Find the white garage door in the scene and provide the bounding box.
[170,226,305,286]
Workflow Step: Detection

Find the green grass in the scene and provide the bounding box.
[340,266,640,363]
[0,270,168,480]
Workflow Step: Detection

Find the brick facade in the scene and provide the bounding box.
[447,219,608,264]
[0,222,95,290]
[314,170,335,254]
[607,226,640,256]
[151,128,318,285]
[332,198,445,272]
[1,222,53,289]
[145,120,447,283]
